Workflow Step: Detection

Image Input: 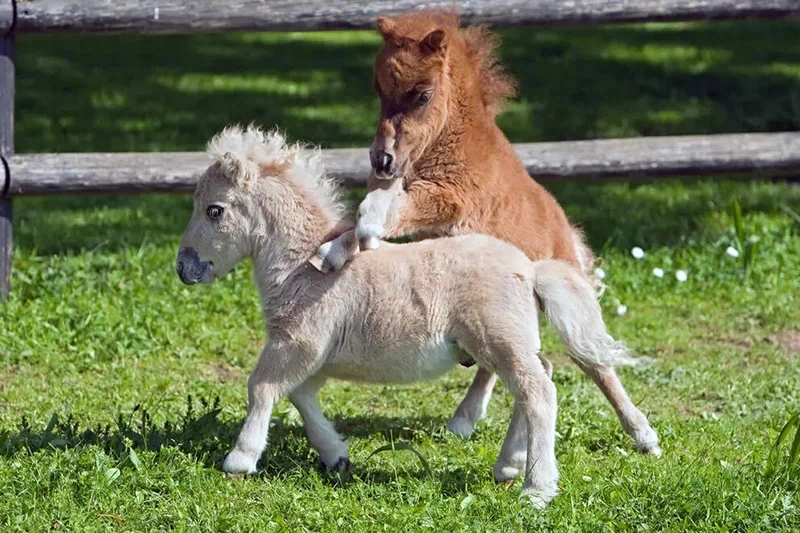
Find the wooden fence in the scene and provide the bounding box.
[1,0,800,297]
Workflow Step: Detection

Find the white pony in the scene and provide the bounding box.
[176,125,658,508]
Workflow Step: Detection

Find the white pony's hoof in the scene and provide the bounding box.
[521,484,559,509]
[493,464,522,483]
[639,443,662,457]
[447,416,476,439]
[223,449,258,475]
[327,457,351,473]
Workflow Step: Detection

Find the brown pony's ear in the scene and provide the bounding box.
[376,16,396,40]
[421,29,446,55]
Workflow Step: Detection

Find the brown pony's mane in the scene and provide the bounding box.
[382,10,517,117]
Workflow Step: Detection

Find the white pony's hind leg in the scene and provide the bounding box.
[493,403,527,482]
[289,375,350,470]
[498,356,559,508]
[448,354,552,439]
[448,368,497,439]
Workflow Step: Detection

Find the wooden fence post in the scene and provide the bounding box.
[1,0,15,299]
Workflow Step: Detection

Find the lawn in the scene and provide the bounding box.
[2,21,800,531]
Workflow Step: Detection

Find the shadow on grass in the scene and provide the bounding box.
[0,397,478,492]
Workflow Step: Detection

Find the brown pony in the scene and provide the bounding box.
[316,10,660,458]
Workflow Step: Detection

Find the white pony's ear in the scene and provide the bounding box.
[221,152,249,184]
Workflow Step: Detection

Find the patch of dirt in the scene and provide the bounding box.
[211,363,244,383]
[203,362,246,384]
[767,330,800,355]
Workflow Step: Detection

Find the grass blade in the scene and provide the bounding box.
[732,199,745,244]
[790,417,800,469]
[128,448,141,471]
[367,442,431,475]
[781,204,800,227]
[767,413,799,474]
[744,240,760,277]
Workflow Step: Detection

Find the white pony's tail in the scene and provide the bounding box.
[532,260,637,368]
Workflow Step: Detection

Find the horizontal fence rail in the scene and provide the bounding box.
[8,132,800,195]
[3,0,800,34]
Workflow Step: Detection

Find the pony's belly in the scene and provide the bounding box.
[321,339,462,384]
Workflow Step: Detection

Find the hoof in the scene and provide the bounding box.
[633,426,661,457]
[494,464,522,483]
[308,253,332,273]
[521,484,559,509]
[222,449,258,475]
[640,443,662,457]
[328,457,351,473]
[447,416,476,439]
[359,236,381,251]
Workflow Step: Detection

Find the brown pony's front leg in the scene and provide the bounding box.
[310,228,358,273]
[356,177,465,249]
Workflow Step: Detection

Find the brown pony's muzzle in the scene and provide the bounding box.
[370,149,394,176]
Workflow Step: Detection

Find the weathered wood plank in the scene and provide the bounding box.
[0,33,13,299]
[0,1,13,36]
[12,0,800,34]
[7,132,800,195]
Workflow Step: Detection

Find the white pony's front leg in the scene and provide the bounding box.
[223,341,315,475]
[356,177,405,251]
[289,375,350,471]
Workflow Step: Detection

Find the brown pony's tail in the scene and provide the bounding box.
[570,226,605,296]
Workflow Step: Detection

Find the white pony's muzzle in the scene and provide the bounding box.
[176,247,215,285]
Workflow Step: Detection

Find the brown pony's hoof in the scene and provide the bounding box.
[359,236,381,251]
[308,253,332,273]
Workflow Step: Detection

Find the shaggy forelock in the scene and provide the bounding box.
[206,124,347,221]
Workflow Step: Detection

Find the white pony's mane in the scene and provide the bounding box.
[207,124,348,222]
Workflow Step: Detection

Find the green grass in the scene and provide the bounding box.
[2,22,800,531]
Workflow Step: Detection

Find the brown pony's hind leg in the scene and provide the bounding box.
[448,356,552,439]
[577,362,661,456]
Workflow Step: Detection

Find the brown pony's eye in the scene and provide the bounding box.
[206,205,224,220]
[417,90,432,104]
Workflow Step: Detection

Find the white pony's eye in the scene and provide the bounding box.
[206,205,224,220]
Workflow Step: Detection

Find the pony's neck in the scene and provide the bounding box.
[251,199,352,311]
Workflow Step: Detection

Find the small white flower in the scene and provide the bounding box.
[593,267,606,280]
[652,267,664,278]
[616,304,628,316]
[631,247,645,259]
[582,475,593,482]
[748,235,760,244]
[725,246,740,258]
[675,270,688,282]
